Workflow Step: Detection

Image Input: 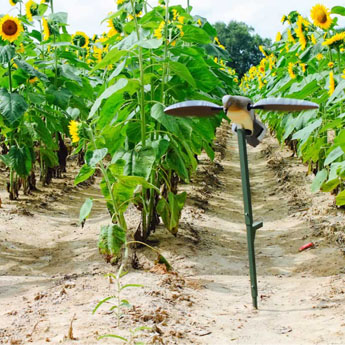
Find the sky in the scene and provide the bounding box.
[1,0,344,40]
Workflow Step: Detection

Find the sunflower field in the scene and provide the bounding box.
[240,4,345,205]
[0,0,238,259]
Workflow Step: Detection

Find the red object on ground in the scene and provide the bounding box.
[299,242,314,252]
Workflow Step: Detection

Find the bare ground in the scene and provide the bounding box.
[1,122,345,345]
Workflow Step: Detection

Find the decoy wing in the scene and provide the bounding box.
[251,98,319,111]
[164,100,223,117]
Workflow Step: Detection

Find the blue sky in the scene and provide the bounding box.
[1,0,344,39]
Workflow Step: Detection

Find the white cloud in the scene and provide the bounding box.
[1,0,344,39]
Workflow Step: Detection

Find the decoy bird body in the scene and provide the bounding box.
[222,95,255,134]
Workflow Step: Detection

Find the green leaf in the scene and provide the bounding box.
[157,192,187,235]
[112,146,157,180]
[92,295,116,314]
[91,48,127,73]
[311,169,327,193]
[108,59,126,80]
[151,103,181,134]
[321,178,340,193]
[336,189,345,206]
[137,38,163,49]
[181,25,211,44]
[14,59,49,82]
[98,335,127,342]
[60,64,82,85]
[169,61,196,88]
[46,86,72,110]
[31,116,56,149]
[120,284,144,291]
[331,6,345,16]
[324,146,344,166]
[85,148,108,167]
[79,198,93,224]
[0,46,15,64]
[49,12,68,24]
[89,78,128,119]
[291,118,322,144]
[112,175,158,212]
[286,79,319,99]
[4,146,32,177]
[0,89,28,126]
[74,164,95,185]
[98,224,126,257]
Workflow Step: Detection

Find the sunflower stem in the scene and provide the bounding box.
[8,61,14,200]
[130,0,146,148]
[337,47,342,75]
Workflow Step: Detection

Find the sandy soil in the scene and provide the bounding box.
[1,122,345,345]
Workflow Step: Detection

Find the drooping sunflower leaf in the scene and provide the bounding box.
[0,45,15,64]
[0,89,28,126]
[74,164,95,185]
[14,59,49,82]
[79,198,93,225]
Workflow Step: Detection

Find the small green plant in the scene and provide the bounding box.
[98,326,151,345]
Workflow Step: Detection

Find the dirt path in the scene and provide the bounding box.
[1,124,345,344]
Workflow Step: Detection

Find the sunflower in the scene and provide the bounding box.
[322,32,345,47]
[117,0,125,4]
[316,53,323,60]
[42,17,50,40]
[328,71,335,96]
[72,31,89,48]
[300,62,306,73]
[40,0,49,3]
[26,0,39,22]
[288,62,296,79]
[68,120,80,143]
[310,4,332,30]
[0,15,23,43]
[29,76,38,84]
[287,29,295,44]
[310,34,317,45]
[296,16,306,50]
[154,21,165,39]
[107,17,122,34]
[275,32,282,42]
[9,0,20,6]
[259,45,267,57]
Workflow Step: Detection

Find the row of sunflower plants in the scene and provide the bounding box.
[0,0,95,199]
[240,4,345,206]
[0,0,238,260]
[76,0,239,262]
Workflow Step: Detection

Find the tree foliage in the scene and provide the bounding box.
[214,21,271,77]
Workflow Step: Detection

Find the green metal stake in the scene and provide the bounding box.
[237,128,263,309]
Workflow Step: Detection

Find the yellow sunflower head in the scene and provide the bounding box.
[329,71,335,96]
[72,31,89,48]
[9,0,21,6]
[288,62,296,79]
[68,120,80,143]
[25,0,39,22]
[322,32,345,47]
[0,15,23,43]
[42,17,51,41]
[310,4,332,30]
[40,0,50,3]
[275,32,282,42]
